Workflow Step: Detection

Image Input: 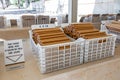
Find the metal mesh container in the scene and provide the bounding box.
[37,41,84,73]
[84,35,116,63]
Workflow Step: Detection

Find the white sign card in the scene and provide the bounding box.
[61,23,69,27]
[4,39,25,65]
[31,24,56,30]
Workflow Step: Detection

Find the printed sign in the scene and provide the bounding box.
[31,24,56,30]
[4,39,25,65]
[61,23,69,27]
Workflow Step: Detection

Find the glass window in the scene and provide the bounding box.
[44,0,68,14]
[77,0,116,21]
[78,0,115,15]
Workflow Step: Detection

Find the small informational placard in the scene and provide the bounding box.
[31,24,56,30]
[4,39,25,65]
[61,23,69,27]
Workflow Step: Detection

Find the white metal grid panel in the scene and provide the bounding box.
[29,30,38,54]
[84,35,116,63]
[108,30,120,43]
[37,42,84,73]
[100,22,120,43]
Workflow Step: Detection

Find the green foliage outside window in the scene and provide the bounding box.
[10,0,24,7]
[11,0,40,8]
[32,0,40,2]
